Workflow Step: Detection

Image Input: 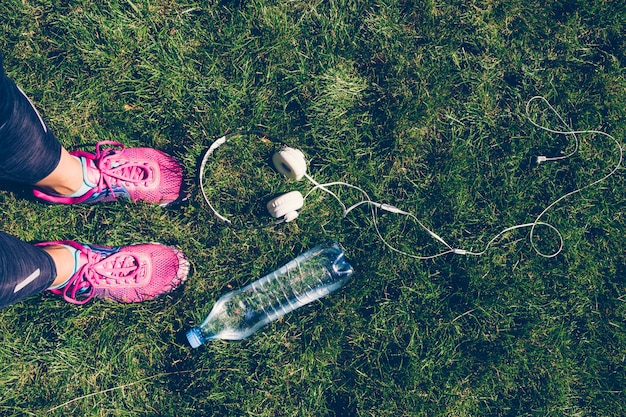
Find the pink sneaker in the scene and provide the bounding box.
[37,240,189,305]
[33,141,183,206]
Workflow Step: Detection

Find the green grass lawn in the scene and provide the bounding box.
[1,0,625,416]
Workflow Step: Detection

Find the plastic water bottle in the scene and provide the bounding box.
[186,242,354,348]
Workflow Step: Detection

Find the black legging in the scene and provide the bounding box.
[0,51,63,307]
[0,51,62,183]
[0,231,57,307]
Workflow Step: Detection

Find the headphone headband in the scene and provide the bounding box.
[199,132,307,228]
[198,133,233,224]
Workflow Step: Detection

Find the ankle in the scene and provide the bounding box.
[35,149,85,195]
[43,245,82,288]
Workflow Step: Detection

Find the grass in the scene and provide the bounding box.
[0,0,625,415]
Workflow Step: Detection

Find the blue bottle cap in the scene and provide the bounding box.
[186,328,203,349]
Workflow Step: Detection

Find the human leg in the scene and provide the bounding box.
[33,141,185,205]
[0,51,184,205]
[37,240,189,305]
[0,233,189,309]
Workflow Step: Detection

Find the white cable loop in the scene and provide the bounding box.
[300,96,623,260]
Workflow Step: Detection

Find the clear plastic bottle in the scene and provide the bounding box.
[186,242,353,348]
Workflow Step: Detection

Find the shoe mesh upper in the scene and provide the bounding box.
[97,147,183,204]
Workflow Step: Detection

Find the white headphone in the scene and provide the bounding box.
[200,97,623,260]
[199,133,309,224]
[198,132,457,255]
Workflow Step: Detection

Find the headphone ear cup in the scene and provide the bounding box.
[272,147,307,181]
[267,191,304,222]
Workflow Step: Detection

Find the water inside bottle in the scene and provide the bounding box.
[186,242,353,346]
